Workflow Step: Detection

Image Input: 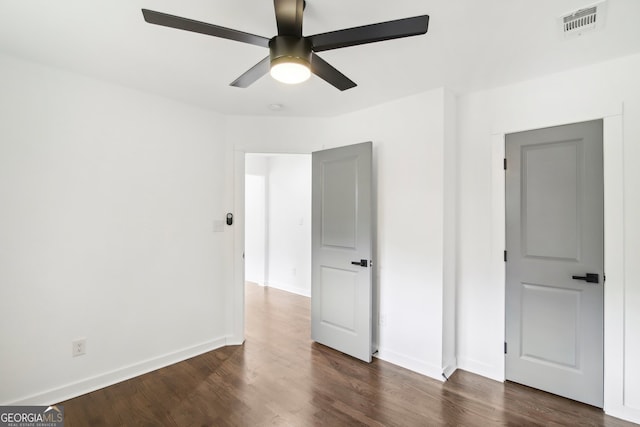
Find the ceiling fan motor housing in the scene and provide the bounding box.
[269,36,312,68]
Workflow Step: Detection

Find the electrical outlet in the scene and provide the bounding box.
[72,339,86,357]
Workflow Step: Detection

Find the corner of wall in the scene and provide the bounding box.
[443,87,458,379]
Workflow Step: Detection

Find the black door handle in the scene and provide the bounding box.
[351,259,368,267]
[572,273,599,283]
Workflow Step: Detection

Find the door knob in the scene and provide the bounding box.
[572,273,599,283]
[351,259,368,267]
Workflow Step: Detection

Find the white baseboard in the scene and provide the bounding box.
[265,282,311,298]
[605,406,640,425]
[375,348,444,382]
[7,337,229,406]
[443,361,458,380]
[245,280,265,287]
[225,335,245,346]
[457,356,504,382]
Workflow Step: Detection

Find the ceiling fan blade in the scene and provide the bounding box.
[310,53,356,91]
[142,9,270,48]
[230,56,271,88]
[273,0,304,37]
[310,15,429,52]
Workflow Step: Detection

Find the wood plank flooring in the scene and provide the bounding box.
[61,283,636,426]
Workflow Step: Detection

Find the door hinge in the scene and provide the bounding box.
[504,342,507,354]
[503,158,507,170]
[504,250,507,262]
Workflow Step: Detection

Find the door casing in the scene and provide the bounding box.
[488,110,624,414]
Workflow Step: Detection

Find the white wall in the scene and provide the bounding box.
[228,88,456,379]
[329,89,455,378]
[244,154,312,296]
[264,155,312,297]
[456,52,640,423]
[226,116,334,154]
[0,53,233,405]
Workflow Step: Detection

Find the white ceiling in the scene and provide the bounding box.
[1,0,640,117]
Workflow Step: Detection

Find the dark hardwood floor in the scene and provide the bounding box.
[61,283,636,426]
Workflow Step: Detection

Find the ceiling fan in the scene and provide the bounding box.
[142,0,429,91]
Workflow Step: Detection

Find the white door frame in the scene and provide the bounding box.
[229,149,246,345]
[490,107,625,414]
[230,149,313,345]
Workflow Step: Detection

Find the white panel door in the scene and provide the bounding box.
[505,120,604,407]
[311,142,373,362]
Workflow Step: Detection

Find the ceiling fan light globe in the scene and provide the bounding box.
[270,58,311,85]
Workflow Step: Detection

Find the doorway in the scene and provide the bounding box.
[244,153,312,297]
[504,119,604,407]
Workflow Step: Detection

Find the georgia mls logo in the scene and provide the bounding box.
[44,405,63,419]
[0,405,64,427]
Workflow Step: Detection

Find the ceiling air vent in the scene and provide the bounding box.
[559,1,607,38]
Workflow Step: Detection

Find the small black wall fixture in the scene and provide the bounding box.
[226,213,233,226]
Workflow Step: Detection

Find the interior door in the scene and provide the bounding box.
[505,120,604,407]
[311,141,373,362]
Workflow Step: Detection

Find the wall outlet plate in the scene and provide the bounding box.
[72,338,86,357]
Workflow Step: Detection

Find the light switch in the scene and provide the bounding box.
[213,220,225,232]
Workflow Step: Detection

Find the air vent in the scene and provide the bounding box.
[559,1,607,38]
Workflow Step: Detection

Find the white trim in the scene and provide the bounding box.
[458,357,504,382]
[490,101,623,136]
[605,407,640,425]
[231,150,246,345]
[601,114,640,423]
[443,361,458,380]
[376,347,444,382]
[6,337,228,406]
[265,282,312,298]
[490,133,507,380]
